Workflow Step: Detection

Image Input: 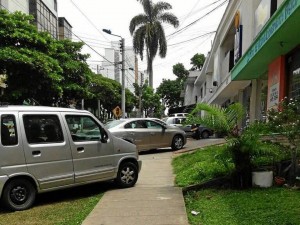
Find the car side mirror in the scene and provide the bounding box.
[100,128,108,143]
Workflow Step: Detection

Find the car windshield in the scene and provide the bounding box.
[105,120,124,129]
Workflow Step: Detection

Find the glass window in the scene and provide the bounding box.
[1,115,18,146]
[124,120,147,129]
[66,115,104,142]
[146,120,162,129]
[23,115,63,144]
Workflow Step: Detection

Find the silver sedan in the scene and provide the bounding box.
[106,118,187,152]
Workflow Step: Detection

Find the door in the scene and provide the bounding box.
[145,120,170,149]
[21,113,74,190]
[63,113,116,184]
[123,120,151,151]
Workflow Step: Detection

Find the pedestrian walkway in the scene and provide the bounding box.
[82,138,225,225]
[82,151,189,225]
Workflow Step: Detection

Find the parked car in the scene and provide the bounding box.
[0,106,141,211]
[190,124,214,139]
[106,118,187,152]
[168,113,189,117]
[162,116,213,139]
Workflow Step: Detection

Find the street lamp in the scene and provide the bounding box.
[103,29,126,118]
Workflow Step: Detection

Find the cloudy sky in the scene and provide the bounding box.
[57,0,228,88]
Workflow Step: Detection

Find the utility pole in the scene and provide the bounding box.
[102,29,126,118]
[121,38,126,118]
[139,72,144,117]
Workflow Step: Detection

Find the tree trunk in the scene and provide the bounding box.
[147,55,153,88]
[231,146,252,189]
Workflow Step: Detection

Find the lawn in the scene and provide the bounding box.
[185,188,300,225]
[0,181,113,225]
[173,145,300,225]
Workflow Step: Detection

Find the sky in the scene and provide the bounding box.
[57,0,228,89]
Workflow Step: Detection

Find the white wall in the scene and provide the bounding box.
[7,0,29,14]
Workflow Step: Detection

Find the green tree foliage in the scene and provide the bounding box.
[172,63,189,81]
[190,53,205,71]
[0,10,62,104]
[52,39,93,106]
[142,86,163,117]
[87,74,135,120]
[156,79,183,109]
[267,97,300,184]
[0,10,93,106]
[130,0,179,87]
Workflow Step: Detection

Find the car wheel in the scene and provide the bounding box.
[201,130,210,139]
[2,179,36,211]
[115,162,138,188]
[172,135,184,150]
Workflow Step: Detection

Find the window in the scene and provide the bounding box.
[146,121,162,129]
[125,120,147,129]
[66,115,104,142]
[23,115,63,144]
[1,115,18,146]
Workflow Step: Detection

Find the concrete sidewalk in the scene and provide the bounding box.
[82,151,189,225]
[82,138,225,225]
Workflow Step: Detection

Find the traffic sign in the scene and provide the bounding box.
[113,106,122,118]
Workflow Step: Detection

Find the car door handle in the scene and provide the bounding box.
[77,147,84,152]
[32,150,41,157]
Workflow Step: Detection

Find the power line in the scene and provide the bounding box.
[69,0,109,41]
[0,3,116,66]
[167,0,228,38]
[168,31,216,46]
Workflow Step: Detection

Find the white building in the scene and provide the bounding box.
[184,0,300,126]
[102,43,137,94]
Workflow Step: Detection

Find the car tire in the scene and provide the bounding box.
[2,178,36,211]
[171,135,184,150]
[201,130,210,139]
[115,162,138,188]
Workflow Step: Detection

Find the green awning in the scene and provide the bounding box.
[232,0,300,80]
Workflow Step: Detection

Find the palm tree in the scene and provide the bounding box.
[186,103,276,189]
[130,0,179,88]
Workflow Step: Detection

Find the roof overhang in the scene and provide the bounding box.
[232,0,300,81]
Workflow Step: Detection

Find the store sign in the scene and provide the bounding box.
[234,25,243,64]
[267,57,284,109]
[246,0,298,63]
[269,83,279,107]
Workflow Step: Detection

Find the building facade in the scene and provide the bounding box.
[29,0,58,39]
[0,0,63,40]
[184,0,300,125]
[102,43,137,94]
[58,17,72,40]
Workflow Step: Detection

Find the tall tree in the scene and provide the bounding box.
[173,63,189,81]
[190,53,206,71]
[142,86,163,118]
[0,10,62,105]
[0,10,93,106]
[52,39,93,106]
[156,79,183,109]
[130,0,179,88]
[87,74,136,120]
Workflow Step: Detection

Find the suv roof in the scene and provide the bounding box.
[169,113,188,117]
[0,105,87,113]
